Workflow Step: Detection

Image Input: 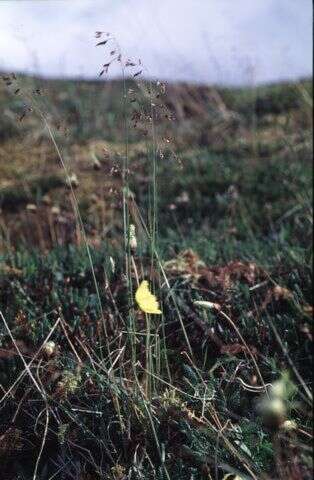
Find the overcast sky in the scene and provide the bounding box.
[0,0,312,85]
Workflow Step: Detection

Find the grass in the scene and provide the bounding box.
[0,69,312,480]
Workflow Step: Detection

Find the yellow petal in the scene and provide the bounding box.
[135,280,162,314]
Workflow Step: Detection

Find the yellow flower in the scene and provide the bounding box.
[135,280,162,314]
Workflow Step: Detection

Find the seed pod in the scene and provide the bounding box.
[43,341,56,358]
[258,397,286,428]
[281,419,297,432]
[92,157,101,170]
[129,224,137,252]
[67,173,79,189]
[42,194,52,206]
[26,203,37,213]
[51,205,61,215]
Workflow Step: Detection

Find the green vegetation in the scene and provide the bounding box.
[0,72,312,479]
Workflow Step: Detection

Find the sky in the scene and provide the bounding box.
[0,0,312,85]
